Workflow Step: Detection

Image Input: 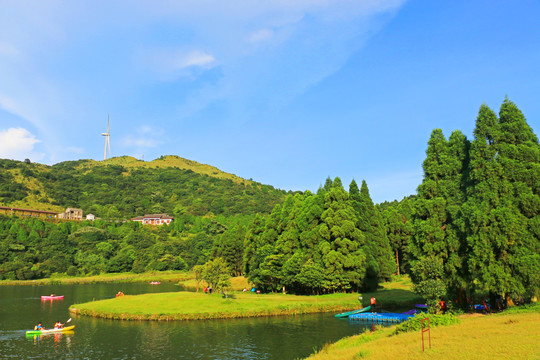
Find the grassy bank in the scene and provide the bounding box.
[358,275,422,310]
[0,271,193,286]
[69,292,365,320]
[0,271,252,291]
[306,303,540,360]
[68,275,423,321]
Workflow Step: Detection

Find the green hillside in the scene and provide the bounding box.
[0,155,290,218]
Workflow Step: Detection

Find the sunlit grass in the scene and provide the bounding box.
[82,155,251,184]
[70,292,365,320]
[359,275,423,310]
[180,275,252,292]
[306,305,540,360]
[69,275,424,321]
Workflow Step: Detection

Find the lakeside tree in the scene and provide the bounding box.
[382,199,414,275]
[463,99,540,303]
[409,128,470,304]
[243,178,389,295]
[349,180,394,290]
[201,257,232,292]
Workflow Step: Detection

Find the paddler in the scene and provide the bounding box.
[54,321,64,329]
[34,322,43,331]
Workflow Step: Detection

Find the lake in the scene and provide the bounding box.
[0,282,376,359]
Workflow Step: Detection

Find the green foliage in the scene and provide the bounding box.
[409,99,539,306]
[350,179,395,289]
[0,157,288,219]
[502,302,540,314]
[463,99,539,301]
[410,129,469,303]
[393,313,460,335]
[243,178,392,295]
[201,257,232,291]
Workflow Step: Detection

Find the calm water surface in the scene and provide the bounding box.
[0,283,375,359]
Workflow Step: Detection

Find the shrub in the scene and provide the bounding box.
[67,266,78,277]
[393,313,460,335]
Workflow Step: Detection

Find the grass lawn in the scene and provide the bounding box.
[68,274,423,321]
[306,304,540,360]
[69,291,365,320]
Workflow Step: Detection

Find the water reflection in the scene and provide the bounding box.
[1,283,373,359]
[26,331,75,344]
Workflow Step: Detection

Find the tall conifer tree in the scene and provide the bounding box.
[350,180,394,290]
[464,100,540,301]
[317,177,366,292]
[410,128,470,303]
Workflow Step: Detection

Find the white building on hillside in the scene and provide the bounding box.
[131,214,173,225]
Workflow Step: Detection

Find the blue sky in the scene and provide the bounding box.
[1,0,539,203]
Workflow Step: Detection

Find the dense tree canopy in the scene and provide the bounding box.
[242,178,395,294]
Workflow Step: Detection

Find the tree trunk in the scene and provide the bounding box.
[395,249,400,275]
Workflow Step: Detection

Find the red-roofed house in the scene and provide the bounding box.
[131,214,174,225]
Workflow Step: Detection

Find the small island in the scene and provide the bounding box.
[69,291,364,321]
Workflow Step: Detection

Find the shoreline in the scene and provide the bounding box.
[68,291,367,321]
[0,271,194,286]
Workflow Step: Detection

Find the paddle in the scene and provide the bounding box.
[66,318,72,324]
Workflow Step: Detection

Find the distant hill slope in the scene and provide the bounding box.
[78,155,251,184]
[0,156,290,218]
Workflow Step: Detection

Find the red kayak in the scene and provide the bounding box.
[41,295,64,300]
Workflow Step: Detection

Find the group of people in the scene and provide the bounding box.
[34,321,64,330]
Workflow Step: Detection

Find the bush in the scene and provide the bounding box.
[393,313,460,335]
[67,266,78,277]
[503,302,540,314]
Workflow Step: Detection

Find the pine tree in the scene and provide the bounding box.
[410,128,470,303]
[383,201,413,275]
[464,100,540,302]
[350,180,394,290]
[317,177,366,292]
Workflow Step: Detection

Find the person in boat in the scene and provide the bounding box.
[34,322,43,331]
[54,321,64,329]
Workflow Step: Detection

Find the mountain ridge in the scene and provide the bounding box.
[0,155,289,218]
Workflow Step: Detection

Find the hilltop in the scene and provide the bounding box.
[0,155,290,219]
[73,155,251,184]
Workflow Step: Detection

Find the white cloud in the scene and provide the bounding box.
[246,29,274,44]
[0,127,44,161]
[177,50,216,69]
[143,48,217,79]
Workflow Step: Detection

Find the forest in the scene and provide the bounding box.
[0,98,538,307]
